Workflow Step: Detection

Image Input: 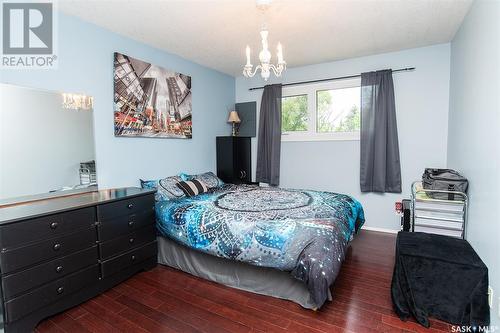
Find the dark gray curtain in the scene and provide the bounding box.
[256,84,282,186]
[360,70,402,193]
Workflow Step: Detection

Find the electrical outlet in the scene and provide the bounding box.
[489,286,494,308]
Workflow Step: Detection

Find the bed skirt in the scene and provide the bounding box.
[156,236,331,309]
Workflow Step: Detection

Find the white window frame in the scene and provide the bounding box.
[281,77,361,142]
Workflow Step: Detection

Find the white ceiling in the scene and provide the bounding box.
[59,0,473,77]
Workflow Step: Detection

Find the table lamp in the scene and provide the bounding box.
[227,111,241,136]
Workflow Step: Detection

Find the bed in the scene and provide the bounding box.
[153,181,364,309]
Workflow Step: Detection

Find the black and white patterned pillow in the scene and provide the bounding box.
[176,179,209,197]
[158,176,185,200]
[191,172,224,189]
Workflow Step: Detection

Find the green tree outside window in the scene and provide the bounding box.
[281,95,308,132]
[317,90,360,133]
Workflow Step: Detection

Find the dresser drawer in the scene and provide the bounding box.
[2,246,98,300]
[99,209,155,241]
[5,264,99,323]
[100,225,156,259]
[0,207,95,249]
[101,241,157,278]
[97,194,155,221]
[0,227,97,274]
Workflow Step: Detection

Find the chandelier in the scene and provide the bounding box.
[62,93,93,111]
[243,1,286,81]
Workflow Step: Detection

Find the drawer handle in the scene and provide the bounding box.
[57,287,64,294]
[50,222,58,229]
[128,220,135,227]
[129,238,135,244]
[131,255,136,261]
[56,265,63,273]
[53,243,61,251]
[127,203,134,209]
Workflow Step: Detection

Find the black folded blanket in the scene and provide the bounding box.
[391,232,489,328]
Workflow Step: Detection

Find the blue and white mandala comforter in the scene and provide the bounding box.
[156,184,365,308]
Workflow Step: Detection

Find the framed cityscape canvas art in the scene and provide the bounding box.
[113,52,192,138]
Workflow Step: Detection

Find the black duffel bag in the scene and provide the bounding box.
[422,168,468,200]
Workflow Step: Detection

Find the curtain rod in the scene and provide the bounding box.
[248,67,416,91]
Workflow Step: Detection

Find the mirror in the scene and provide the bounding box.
[0,83,97,205]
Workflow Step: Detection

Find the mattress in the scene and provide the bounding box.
[157,236,329,309]
[155,184,364,308]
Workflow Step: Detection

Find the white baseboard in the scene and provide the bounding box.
[361,226,399,234]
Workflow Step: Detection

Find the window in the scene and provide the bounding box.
[282,95,308,132]
[281,78,361,141]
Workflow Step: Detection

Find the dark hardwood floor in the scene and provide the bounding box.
[36,231,452,333]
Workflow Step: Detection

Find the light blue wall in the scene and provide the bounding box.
[448,0,500,326]
[0,12,235,189]
[236,44,451,231]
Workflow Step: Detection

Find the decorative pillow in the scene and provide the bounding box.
[140,179,157,190]
[140,179,168,202]
[158,176,185,200]
[191,172,224,188]
[176,179,209,197]
[178,172,191,181]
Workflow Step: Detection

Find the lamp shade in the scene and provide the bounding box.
[227,111,241,123]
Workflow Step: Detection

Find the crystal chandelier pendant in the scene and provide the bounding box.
[242,1,286,81]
